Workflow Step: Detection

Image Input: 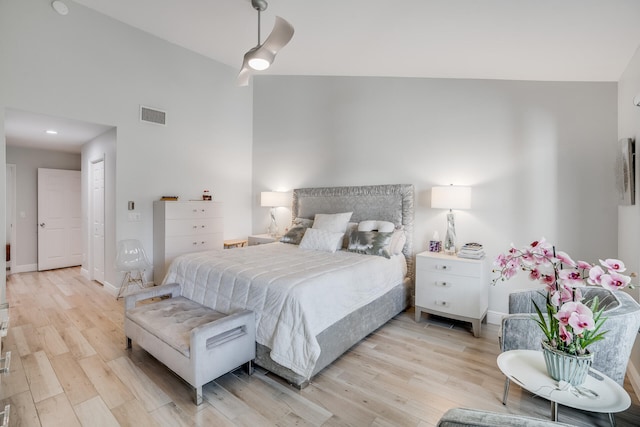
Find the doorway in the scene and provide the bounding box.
[5,164,15,275]
[90,158,105,284]
[37,168,82,271]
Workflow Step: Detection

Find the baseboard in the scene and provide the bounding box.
[11,264,37,274]
[487,310,505,325]
[80,268,89,280]
[628,360,640,399]
[102,281,118,297]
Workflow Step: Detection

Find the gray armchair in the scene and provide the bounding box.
[500,287,640,401]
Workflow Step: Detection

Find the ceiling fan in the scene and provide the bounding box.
[237,0,294,86]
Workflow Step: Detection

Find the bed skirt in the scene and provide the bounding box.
[254,278,411,388]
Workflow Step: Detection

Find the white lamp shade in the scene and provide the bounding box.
[261,191,291,207]
[431,186,472,210]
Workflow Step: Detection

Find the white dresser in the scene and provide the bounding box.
[414,251,488,337]
[153,201,223,283]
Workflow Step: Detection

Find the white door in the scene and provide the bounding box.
[91,160,105,283]
[5,165,16,275]
[37,168,82,271]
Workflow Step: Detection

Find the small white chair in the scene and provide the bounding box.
[115,239,152,299]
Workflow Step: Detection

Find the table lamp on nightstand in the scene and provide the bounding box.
[431,185,471,255]
[261,191,291,237]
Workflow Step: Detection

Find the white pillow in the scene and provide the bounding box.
[358,220,395,233]
[299,228,345,253]
[312,212,353,233]
[390,229,407,255]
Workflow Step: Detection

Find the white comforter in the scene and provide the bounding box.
[163,242,407,379]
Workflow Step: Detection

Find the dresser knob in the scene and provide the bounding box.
[436,265,449,270]
[436,281,449,287]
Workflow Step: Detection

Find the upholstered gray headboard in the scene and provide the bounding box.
[292,184,415,277]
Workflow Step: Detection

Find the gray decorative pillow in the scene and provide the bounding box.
[292,217,314,228]
[280,226,307,245]
[347,230,393,259]
[280,217,314,245]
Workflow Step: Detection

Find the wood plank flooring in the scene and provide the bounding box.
[1,267,640,426]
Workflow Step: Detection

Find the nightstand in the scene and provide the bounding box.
[415,251,488,337]
[248,234,278,245]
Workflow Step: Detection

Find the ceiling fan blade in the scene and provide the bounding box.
[237,53,252,86]
[258,16,294,58]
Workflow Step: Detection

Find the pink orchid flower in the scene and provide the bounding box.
[550,285,574,307]
[559,324,573,344]
[529,268,540,280]
[600,271,632,291]
[556,251,576,267]
[600,259,626,273]
[558,269,585,287]
[555,301,578,325]
[576,260,592,270]
[587,265,605,286]
[568,310,595,334]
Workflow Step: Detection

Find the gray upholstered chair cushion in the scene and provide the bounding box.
[437,408,574,426]
[500,288,640,385]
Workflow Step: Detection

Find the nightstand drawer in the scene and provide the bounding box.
[415,278,482,317]
[416,255,481,278]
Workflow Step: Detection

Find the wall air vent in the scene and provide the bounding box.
[140,105,166,126]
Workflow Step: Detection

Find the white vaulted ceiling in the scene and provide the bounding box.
[71,0,640,82]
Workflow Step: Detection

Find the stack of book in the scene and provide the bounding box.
[457,243,485,259]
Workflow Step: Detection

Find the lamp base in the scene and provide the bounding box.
[267,208,278,237]
[443,211,456,254]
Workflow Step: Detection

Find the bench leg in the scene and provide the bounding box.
[194,386,203,406]
[126,337,132,349]
[245,360,254,376]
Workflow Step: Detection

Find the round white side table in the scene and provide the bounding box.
[497,350,630,426]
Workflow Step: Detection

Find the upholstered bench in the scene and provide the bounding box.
[124,282,256,405]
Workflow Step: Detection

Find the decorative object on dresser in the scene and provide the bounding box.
[415,251,488,337]
[153,201,223,283]
[260,191,291,237]
[431,185,471,254]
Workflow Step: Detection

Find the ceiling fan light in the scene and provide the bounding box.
[248,57,270,71]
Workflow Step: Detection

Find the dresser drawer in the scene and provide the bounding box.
[416,255,481,278]
[164,202,222,219]
[165,219,223,236]
[165,233,223,255]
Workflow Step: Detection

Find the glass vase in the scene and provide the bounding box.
[541,340,594,386]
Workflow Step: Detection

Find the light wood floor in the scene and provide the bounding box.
[1,267,640,426]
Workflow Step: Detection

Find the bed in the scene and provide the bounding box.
[163,184,414,388]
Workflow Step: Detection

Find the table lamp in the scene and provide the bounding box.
[260,191,291,237]
[431,185,471,254]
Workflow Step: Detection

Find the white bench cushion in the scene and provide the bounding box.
[126,296,227,357]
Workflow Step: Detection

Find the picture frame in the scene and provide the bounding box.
[616,138,635,206]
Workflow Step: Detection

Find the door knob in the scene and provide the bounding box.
[39,223,45,228]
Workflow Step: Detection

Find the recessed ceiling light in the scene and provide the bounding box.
[45,130,58,135]
[51,1,69,16]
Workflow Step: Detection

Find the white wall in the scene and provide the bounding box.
[618,44,640,392]
[5,146,81,271]
[252,76,618,315]
[81,128,117,289]
[0,0,253,295]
